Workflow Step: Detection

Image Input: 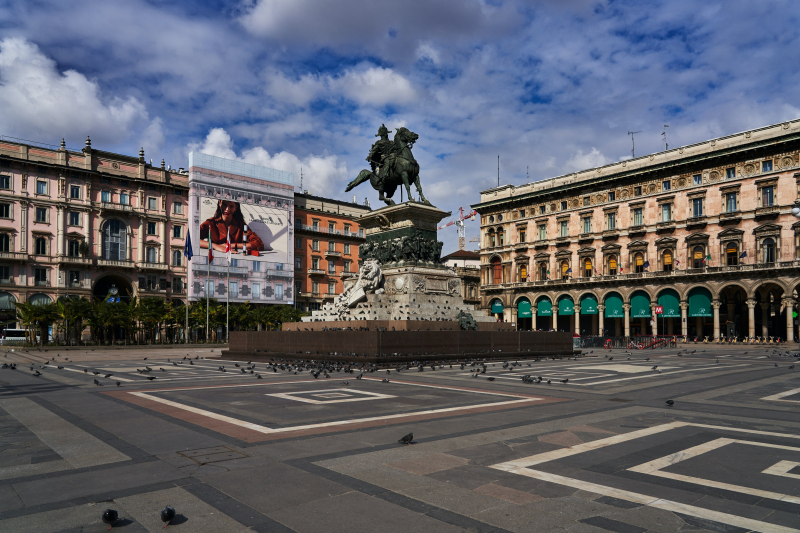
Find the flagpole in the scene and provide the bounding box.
[226,227,230,344]
[206,234,210,343]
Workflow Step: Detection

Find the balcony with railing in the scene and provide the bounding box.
[140,262,169,271]
[97,259,136,269]
[755,205,779,217]
[95,201,135,213]
[308,268,326,276]
[59,255,93,265]
[0,251,27,261]
[324,250,342,258]
[33,279,49,287]
[295,224,365,239]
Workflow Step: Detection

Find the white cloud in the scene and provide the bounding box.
[139,118,164,156]
[266,65,415,107]
[565,148,609,172]
[190,128,349,198]
[0,37,148,143]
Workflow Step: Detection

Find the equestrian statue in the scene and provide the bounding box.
[345,124,432,206]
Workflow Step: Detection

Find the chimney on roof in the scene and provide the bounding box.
[59,138,65,150]
[160,159,165,170]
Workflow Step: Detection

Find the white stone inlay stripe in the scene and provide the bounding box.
[763,460,800,480]
[629,438,800,505]
[267,388,396,404]
[571,364,749,385]
[761,387,800,403]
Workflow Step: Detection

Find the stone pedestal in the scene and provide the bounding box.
[303,202,495,326]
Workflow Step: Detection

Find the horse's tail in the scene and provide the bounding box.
[346,169,374,192]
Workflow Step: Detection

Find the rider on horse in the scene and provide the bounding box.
[368,124,397,188]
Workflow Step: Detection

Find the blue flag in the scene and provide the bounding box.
[643,261,650,269]
[565,268,572,274]
[184,231,193,261]
[739,251,747,258]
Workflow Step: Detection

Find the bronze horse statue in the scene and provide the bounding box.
[346,127,431,206]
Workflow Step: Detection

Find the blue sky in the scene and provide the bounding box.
[0,0,798,253]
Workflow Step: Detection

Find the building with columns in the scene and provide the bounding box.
[473,119,800,341]
[0,136,189,328]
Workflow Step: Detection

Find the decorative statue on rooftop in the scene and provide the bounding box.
[345,124,432,206]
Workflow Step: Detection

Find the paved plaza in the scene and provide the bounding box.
[1,343,800,532]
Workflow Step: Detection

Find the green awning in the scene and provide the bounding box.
[605,294,624,318]
[580,296,598,315]
[688,288,712,317]
[491,300,504,313]
[657,290,681,318]
[631,292,651,318]
[537,299,552,316]
[517,299,532,318]
[558,297,574,316]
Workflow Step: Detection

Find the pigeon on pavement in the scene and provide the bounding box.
[116,382,121,386]
[665,399,674,406]
[398,433,414,445]
[102,509,119,530]
[160,506,176,528]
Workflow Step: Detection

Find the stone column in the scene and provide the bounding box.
[712,300,721,340]
[137,218,144,263]
[56,206,64,257]
[19,200,27,253]
[126,231,132,261]
[553,305,559,332]
[761,302,770,337]
[511,307,518,329]
[680,302,688,338]
[532,307,537,331]
[598,305,605,335]
[574,305,581,335]
[785,299,795,342]
[747,299,756,339]
[623,303,631,337]
[159,221,166,263]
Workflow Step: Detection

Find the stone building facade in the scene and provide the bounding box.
[0,136,189,328]
[472,119,800,341]
[441,249,481,306]
[293,193,369,312]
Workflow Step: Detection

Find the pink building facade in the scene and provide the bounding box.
[0,136,189,328]
[474,119,800,342]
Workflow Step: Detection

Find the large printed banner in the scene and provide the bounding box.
[187,152,294,305]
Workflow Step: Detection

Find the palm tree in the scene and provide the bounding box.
[14,301,35,345]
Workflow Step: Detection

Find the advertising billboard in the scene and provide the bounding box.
[187,152,294,305]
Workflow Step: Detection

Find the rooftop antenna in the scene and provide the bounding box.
[300,166,303,192]
[497,155,500,187]
[628,130,642,158]
[662,125,669,151]
[526,165,529,181]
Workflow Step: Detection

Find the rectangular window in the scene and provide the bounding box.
[519,209,526,217]
[34,268,47,284]
[762,160,773,172]
[634,186,642,196]
[206,280,214,295]
[607,213,616,230]
[328,282,335,294]
[582,217,591,234]
[36,181,46,195]
[253,283,261,298]
[312,239,319,251]
[0,176,9,189]
[762,186,774,207]
[344,261,351,273]
[295,257,302,270]
[633,208,643,226]
[147,222,157,235]
[0,204,9,218]
[608,191,616,201]
[328,241,335,252]
[173,202,183,214]
[344,244,351,255]
[120,192,129,205]
[661,204,672,222]
[68,212,79,225]
[583,197,590,206]
[538,225,546,240]
[172,250,182,267]
[172,226,182,238]
[328,222,335,232]
[726,167,736,179]
[692,198,703,217]
[101,190,110,203]
[295,237,301,249]
[252,260,260,272]
[0,266,9,282]
[559,220,568,237]
[312,258,319,269]
[693,174,702,185]
[148,197,157,210]
[229,282,238,297]
[35,207,47,222]
[275,284,283,299]
[328,261,335,273]
[539,206,545,215]
[560,201,567,210]
[726,193,737,212]
[662,180,671,191]
[519,229,526,243]
[312,220,319,230]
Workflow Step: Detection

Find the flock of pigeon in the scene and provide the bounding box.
[101,505,174,530]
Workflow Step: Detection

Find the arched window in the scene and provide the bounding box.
[68,240,80,257]
[102,220,127,261]
[663,250,673,272]
[491,257,502,284]
[172,249,182,266]
[693,246,705,269]
[489,230,496,248]
[584,258,593,277]
[35,237,47,256]
[608,255,617,275]
[560,260,570,279]
[763,238,776,263]
[635,253,644,273]
[146,247,157,263]
[726,242,738,266]
[538,262,548,281]
[29,293,52,306]
[0,234,9,253]
[499,231,505,246]
[519,264,527,281]
[0,292,15,311]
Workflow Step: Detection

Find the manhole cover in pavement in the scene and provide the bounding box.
[178,446,248,465]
